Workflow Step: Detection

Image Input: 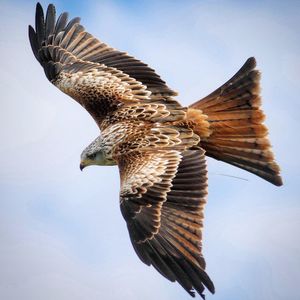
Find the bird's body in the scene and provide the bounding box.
[81,120,199,167]
[29,3,282,299]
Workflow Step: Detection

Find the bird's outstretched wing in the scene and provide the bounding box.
[117,149,215,298]
[29,3,183,129]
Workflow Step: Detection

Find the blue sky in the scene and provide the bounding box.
[0,0,299,299]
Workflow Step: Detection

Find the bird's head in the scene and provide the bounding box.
[80,136,115,170]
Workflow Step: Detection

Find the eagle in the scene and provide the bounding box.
[29,3,282,299]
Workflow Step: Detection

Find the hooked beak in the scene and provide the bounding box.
[79,162,86,171]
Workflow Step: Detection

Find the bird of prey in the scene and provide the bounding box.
[29,3,282,299]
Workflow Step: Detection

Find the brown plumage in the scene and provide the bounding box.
[190,58,282,186]
[29,3,282,299]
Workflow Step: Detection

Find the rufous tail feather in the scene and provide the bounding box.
[187,57,282,186]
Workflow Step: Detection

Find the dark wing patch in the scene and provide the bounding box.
[117,149,214,299]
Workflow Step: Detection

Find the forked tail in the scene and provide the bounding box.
[188,57,282,186]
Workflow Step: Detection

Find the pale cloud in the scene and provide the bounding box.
[0,1,299,300]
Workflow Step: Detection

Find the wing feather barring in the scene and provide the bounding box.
[29,3,282,298]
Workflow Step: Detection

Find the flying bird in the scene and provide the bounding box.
[28,3,282,298]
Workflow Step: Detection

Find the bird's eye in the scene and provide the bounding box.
[88,153,96,159]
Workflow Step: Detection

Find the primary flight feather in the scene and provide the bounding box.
[29,3,282,299]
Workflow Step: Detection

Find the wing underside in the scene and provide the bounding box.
[29,3,176,95]
[28,3,185,129]
[118,149,214,298]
